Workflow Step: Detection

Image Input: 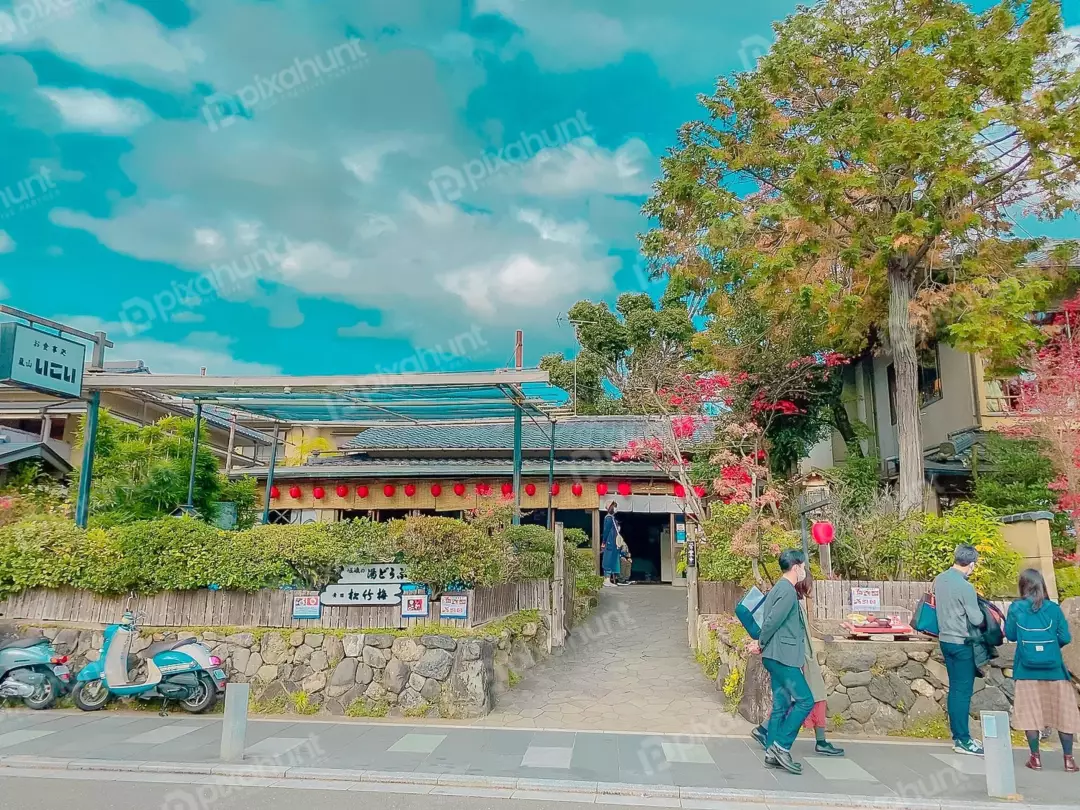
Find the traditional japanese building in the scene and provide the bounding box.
[237,416,695,585]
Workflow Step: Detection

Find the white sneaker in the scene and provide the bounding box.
[603,581,616,588]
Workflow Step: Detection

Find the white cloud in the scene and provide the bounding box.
[337,321,381,338]
[170,311,206,324]
[41,0,637,348]
[0,230,15,254]
[46,245,64,257]
[39,87,153,134]
[0,0,200,87]
[0,281,9,301]
[513,137,653,197]
[57,315,280,375]
[516,209,591,245]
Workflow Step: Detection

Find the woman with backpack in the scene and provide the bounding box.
[1005,568,1078,773]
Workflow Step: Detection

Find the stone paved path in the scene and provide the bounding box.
[484,585,751,733]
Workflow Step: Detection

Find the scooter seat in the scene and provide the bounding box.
[0,636,47,651]
[139,637,198,659]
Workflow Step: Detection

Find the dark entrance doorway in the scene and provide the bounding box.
[617,512,668,583]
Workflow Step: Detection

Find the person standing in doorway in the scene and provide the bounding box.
[600,501,623,588]
[752,549,815,775]
[933,544,987,756]
[752,569,844,757]
[1005,568,1079,773]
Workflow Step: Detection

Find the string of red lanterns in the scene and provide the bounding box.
[271,480,649,502]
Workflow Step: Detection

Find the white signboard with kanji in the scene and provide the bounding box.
[440,593,468,619]
[320,583,403,606]
[851,586,882,612]
[338,563,409,584]
[0,323,85,398]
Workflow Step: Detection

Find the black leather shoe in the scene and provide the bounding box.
[766,743,802,774]
[751,726,768,750]
[815,741,845,757]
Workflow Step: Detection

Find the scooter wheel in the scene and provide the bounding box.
[179,673,218,714]
[72,680,110,712]
[22,671,62,710]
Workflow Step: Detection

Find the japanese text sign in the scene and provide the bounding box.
[0,323,85,398]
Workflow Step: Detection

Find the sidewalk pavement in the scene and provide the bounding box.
[1,709,1076,808]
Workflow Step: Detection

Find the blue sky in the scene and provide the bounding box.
[0,0,1077,377]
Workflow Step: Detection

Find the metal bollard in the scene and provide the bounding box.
[981,711,1019,800]
[220,683,250,762]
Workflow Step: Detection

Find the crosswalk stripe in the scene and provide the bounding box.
[0,730,54,749]
[930,752,986,776]
[245,738,311,757]
[804,757,879,782]
[126,725,203,745]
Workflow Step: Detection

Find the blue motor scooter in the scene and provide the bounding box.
[72,608,226,714]
[0,633,71,709]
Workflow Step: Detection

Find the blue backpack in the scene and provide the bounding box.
[736,586,767,640]
[1016,608,1059,670]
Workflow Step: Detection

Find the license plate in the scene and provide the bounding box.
[212,669,226,680]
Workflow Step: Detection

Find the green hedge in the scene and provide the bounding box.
[0,514,593,600]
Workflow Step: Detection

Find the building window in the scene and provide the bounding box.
[887,345,943,424]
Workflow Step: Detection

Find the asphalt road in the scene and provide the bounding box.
[0,774,649,810]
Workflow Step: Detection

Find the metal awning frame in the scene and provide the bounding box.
[81,369,564,527]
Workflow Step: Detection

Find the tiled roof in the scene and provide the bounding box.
[343,416,707,451]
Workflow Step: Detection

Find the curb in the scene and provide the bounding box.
[0,755,1066,810]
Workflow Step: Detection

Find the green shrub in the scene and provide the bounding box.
[907,503,1021,596]
[566,528,590,548]
[699,505,754,583]
[388,515,513,591]
[1056,565,1080,599]
[504,525,556,580]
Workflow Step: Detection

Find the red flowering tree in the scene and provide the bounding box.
[616,372,806,582]
[1004,301,1080,556]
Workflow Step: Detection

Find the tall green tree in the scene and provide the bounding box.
[541,290,696,413]
[71,410,256,526]
[643,0,1080,511]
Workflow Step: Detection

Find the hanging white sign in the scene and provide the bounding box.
[338,563,410,584]
[320,583,403,606]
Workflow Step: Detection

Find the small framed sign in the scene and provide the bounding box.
[440,593,468,620]
[0,323,86,398]
[851,586,882,612]
[292,595,322,620]
[402,591,430,618]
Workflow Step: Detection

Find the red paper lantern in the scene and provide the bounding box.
[312,486,326,500]
[336,484,349,498]
[524,483,536,496]
[617,481,632,496]
[430,484,442,497]
[475,482,491,496]
[551,482,561,496]
[501,482,513,496]
[289,486,302,499]
[693,485,707,498]
[453,482,466,497]
[383,484,396,497]
[571,482,582,497]
[673,483,685,498]
[811,521,835,545]
[404,483,417,497]
[596,482,609,496]
[356,485,369,498]
[270,485,281,499]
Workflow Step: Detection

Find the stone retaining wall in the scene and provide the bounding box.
[699,615,1080,736]
[19,620,550,719]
